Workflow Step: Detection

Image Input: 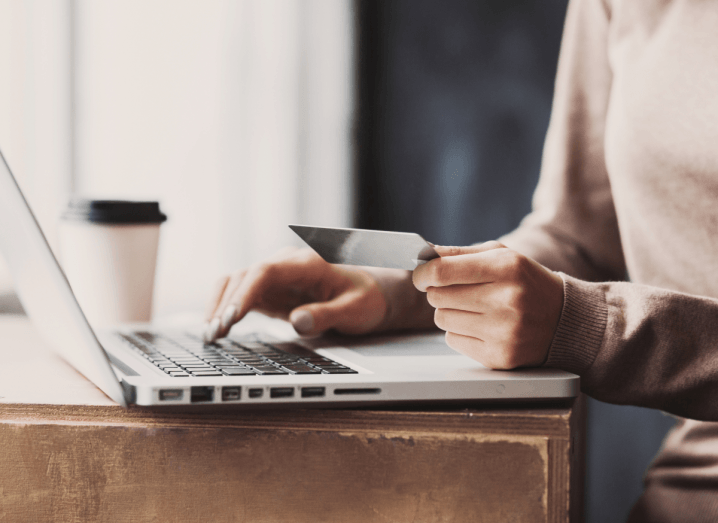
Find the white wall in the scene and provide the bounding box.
[0,0,354,318]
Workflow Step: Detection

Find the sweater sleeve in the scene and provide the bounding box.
[549,275,718,421]
[500,0,626,282]
[500,0,718,422]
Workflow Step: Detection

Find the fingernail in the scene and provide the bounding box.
[220,305,237,330]
[205,317,221,342]
[290,310,314,335]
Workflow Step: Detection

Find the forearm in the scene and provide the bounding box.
[362,267,437,332]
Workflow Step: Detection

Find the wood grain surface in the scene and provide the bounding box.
[0,316,584,522]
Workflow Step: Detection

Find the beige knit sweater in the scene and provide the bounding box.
[500,0,718,520]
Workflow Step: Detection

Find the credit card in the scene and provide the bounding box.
[289,225,439,270]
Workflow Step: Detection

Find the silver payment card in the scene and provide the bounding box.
[289,225,439,271]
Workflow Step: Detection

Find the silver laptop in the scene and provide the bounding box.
[0,148,579,408]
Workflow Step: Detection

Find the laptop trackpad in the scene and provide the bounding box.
[346,334,457,357]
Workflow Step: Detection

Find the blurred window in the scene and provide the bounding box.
[0,0,354,316]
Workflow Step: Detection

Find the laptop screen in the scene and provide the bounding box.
[0,148,126,405]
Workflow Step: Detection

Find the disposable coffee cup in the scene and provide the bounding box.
[58,199,167,326]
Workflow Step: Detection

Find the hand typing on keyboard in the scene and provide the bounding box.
[204,247,403,342]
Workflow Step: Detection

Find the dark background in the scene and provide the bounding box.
[354,1,676,522]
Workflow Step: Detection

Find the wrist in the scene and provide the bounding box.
[362,267,436,332]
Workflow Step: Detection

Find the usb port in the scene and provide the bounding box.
[222,386,241,401]
[159,389,183,401]
[301,387,325,398]
[270,387,295,399]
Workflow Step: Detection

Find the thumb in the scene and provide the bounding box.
[289,291,368,336]
[432,240,506,257]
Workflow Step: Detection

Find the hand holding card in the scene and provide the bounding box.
[412,241,564,369]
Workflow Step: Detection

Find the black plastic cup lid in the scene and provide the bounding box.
[62,199,168,225]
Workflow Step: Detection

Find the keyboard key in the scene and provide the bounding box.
[234,341,267,351]
[313,364,346,371]
[251,346,283,353]
[251,367,288,375]
[304,357,336,364]
[221,369,257,376]
[189,371,223,377]
[161,366,182,372]
[269,342,315,356]
[134,331,161,343]
[271,356,304,364]
[250,364,280,370]
[168,372,190,377]
[194,352,222,358]
[203,358,234,364]
[230,333,277,343]
[281,365,323,374]
[323,368,358,374]
[225,350,248,358]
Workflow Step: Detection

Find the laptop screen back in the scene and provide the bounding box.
[0,149,126,405]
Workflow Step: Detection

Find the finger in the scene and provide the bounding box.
[432,240,506,257]
[426,283,500,313]
[289,288,385,336]
[212,269,247,324]
[434,308,509,342]
[413,247,512,292]
[445,331,519,370]
[444,331,487,361]
[204,275,230,322]
[444,331,504,369]
[203,275,231,341]
[211,265,272,339]
[204,269,248,342]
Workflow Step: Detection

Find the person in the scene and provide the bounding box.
[205,0,718,520]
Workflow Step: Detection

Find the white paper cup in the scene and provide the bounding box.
[58,200,167,326]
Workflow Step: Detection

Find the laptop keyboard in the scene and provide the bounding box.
[119,332,358,378]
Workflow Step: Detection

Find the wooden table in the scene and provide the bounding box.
[0,316,584,523]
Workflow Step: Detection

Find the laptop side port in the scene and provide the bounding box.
[190,386,214,403]
[248,388,263,399]
[301,387,325,398]
[270,387,295,399]
[159,389,184,401]
[334,388,381,395]
[222,386,241,402]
